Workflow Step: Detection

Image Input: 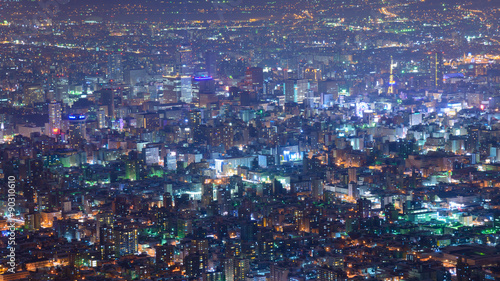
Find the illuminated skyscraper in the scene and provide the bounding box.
[388,56,396,94]
[68,114,87,147]
[48,101,62,137]
[284,79,309,103]
[428,51,444,89]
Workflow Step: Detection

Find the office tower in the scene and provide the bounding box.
[348,168,357,183]
[244,67,264,92]
[180,76,193,103]
[428,51,444,89]
[108,53,123,82]
[409,112,422,126]
[124,68,147,86]
[192,76,216,100]
[125,151,146,181]
[163,75,180,103]
[205,51,218,78]
[48,101,62,137]
[99,89,115,119]
[284,79,309,103]
[163,75,192,103]
[217,185,231,215]
[176,46,194,75]
[114,226,138,257]
[189,110,203,143]
[465,126,480,153]
[97,107,107,129]
[222,122,234,149]
[55,77,69,103]
[144,146,160,165]
[137,113,160,129]
[68,114,87,147]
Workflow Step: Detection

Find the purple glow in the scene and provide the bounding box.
[194,76,213,81]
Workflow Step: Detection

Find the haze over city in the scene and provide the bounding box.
[1,0,500,280]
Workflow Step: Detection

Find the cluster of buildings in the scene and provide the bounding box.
[1,0,500,280]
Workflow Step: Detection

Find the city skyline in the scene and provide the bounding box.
[0,0,500,280]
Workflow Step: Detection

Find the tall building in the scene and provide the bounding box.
[137,113,160,130]
[114,226,138,257]
[108,53,123,82]
[176,46,194,75]
[68,114,87,147]
[348,168,357,183]
[234,259,249,281]
[222,122,235,149]
[97,107,107,129]
[284,79,309,103]
[192,76,215,100]
[55,77,69,102]
[163,75,192,103]
[224,258,235,281]
[388,56,396,94]
[99,89,115,119]
[189,110,203,143]
[96,211,114,244]
[244,67,264,92]
[428,51,444,89]
[180,76,193,103]
[98,222,115,260]
[205,51,218,78]
[48,101,62,137]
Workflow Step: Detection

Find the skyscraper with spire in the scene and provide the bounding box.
[388,56,396,94]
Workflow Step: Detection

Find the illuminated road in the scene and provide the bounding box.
[379,6,397,18]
